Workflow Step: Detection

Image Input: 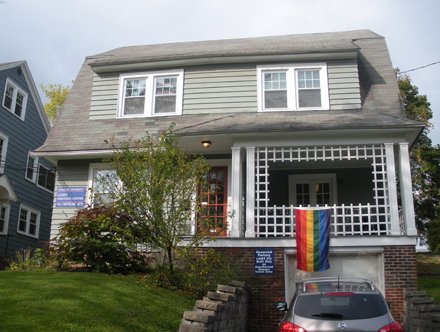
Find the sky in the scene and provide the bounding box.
[1,0,439,144]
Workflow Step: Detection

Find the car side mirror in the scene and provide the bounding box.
[276,301,288,311]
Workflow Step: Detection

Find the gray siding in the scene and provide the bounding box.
[328,60,361,110]
[88,60,361,120]
[0,65,53,257]
[89,73,119,120]
[50,160,91,238]
[183,67,257,114]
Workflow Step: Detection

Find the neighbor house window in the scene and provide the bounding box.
[37,164,55,192]
[118,70,183,118]
[258,64,328,111]
[17,205,40,238]
[25,154,38,182]
[0,132,8,173]
[0,203,10,235]
[2,78,28,120]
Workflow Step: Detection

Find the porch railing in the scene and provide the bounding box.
[255,204,391,238]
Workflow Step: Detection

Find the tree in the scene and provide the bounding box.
[397,71,440,250]
[40,84,69,123]
[102,126,210,272]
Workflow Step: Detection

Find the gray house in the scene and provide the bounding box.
[35,30,423,330]
[0,61,54,259]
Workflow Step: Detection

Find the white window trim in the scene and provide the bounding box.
[257,63,329,112]
[0,202,10,235]
[36,163,55,193]
[117,70,184,118]
[0,131,8,174]
[288,173,337,206]
[2,78,28,120]
[17,204,40,239]
[25,153,38,183]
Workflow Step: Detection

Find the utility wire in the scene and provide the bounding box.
[400,60,440,74]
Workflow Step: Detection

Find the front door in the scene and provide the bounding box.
[198,167,228,237]
[289,174,337,206]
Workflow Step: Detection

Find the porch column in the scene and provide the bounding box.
[245,146,256,237]
[398,143,417,236]
[230,147,242,237]
[385,143,400,235]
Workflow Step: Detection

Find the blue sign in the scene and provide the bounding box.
[254,248,274,275]
[56,186,87,208]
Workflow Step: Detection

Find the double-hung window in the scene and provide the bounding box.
[118,70,183,118]
[258,64,328,111]
[25,154,38,182]
[17,205,40,238]
[0,203,10,235]
[2,78,28,120]
[0,132,8,173]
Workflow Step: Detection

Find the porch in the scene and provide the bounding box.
[211,142,417,239]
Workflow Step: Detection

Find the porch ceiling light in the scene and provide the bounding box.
[202,140,212,148]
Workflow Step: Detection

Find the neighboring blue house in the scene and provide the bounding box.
[0,61,54,259]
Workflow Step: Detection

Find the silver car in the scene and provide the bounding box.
[277,277,403,332]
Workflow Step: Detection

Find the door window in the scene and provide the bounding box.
[198,167,228,237]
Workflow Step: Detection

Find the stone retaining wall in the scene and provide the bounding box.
[405,290,440,331]
[179,281,248,332]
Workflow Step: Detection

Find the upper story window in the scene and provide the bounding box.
[0,132,8,173]
[257,64,329,112]
[25,153,38,182]
[2,78,28,120]
[17,205,40,238]
[118,70,183,118]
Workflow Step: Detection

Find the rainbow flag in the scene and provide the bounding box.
[295,208,331,272]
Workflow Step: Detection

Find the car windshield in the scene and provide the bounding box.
[294,293,388,320]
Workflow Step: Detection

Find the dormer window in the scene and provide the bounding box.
[118,70,183,118]
[258,64,329,111]
[2,78,28,120]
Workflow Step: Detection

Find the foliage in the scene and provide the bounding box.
[103,125,210,272]
[40,83,69,123]
[180,248,239,296]
[0,271,194,332]
[55,205,148,273]
[7,247,57,271]
[397,72,440,248]
[146,248,239,297]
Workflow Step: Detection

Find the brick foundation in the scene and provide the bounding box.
[198,244,417,331]
[384,245,417,324]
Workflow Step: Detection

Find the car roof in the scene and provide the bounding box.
[299,277,377,294]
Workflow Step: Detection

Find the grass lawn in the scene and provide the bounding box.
[0,271,194,332]
[417,253,440,304]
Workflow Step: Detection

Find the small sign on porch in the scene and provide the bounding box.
[254,248,274,275]
[56,186,87,208]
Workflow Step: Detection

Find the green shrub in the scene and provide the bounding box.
[181,249,239,296]
[8,246,56,271]
[54,205,149,273]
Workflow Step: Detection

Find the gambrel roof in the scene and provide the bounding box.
[35,30,423,158]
